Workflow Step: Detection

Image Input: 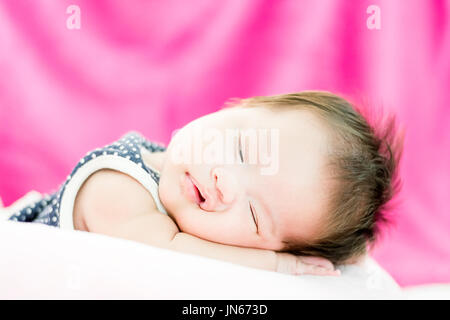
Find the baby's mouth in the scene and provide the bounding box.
[185,173,206,206]
[193,182,206,204]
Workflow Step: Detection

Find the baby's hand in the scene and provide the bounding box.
[275,252,341,276]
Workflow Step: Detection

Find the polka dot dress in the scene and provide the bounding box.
[8,131,166,227]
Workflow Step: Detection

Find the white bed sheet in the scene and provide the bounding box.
[402,283,450,299]
[0,220,406,299]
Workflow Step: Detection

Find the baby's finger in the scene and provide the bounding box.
[298,264,341,276]
[298,256,334,270]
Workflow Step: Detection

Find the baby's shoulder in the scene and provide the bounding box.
[73,169,161,232]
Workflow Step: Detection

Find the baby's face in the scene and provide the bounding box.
[158,106,333,251]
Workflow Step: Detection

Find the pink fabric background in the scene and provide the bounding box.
[0,0,449,287]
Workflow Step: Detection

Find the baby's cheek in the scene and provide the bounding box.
[170,208,202,234]
[169,205,258,247]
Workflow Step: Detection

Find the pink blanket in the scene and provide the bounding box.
[0,0,449,287]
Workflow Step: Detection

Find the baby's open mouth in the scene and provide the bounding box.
[184,172,206,206]
[193,182,206,204]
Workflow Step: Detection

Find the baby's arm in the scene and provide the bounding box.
[74,169,339,276]
[169,232,339,276]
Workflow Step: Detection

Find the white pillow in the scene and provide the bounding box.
[0,220,402,299]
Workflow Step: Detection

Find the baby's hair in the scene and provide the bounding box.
[224,91,404,265]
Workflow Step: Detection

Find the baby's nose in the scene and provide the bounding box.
[211,167,238,210]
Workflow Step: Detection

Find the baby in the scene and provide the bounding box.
[4,91,402,277]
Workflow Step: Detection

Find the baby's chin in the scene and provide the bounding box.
[158,172,190,220]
